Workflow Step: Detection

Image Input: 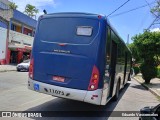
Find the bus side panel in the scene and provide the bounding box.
[95,20,107,90]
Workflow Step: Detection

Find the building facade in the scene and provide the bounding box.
[0,0,11,64]
[0,0,37,64]
[8,9,37,64]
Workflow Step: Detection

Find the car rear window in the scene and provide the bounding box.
[37,17,99,44]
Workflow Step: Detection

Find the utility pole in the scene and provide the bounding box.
[126,34,129,45]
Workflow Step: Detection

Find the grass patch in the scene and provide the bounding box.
[156,96,160,101]
[157,66,160,78]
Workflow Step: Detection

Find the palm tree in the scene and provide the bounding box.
[24,4,39,19]
[9,2,18,9]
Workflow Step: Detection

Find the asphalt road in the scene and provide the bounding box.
[0,71,159,120]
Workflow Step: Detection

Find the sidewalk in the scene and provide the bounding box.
[134,73,160,99]
[0,64,17,72]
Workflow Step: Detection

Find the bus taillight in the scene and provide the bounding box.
[88,65,99,91]
[29,58,34,79]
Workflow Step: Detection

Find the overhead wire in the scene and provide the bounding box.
[136,0,156,32]
[109,1,156,17]
[137,10,150,33]
[107,0,131,17]
[106,0,159,31]
[144,0,158,17]
[147,15,160,30]
[146,0,160,29]
[144,0,152,9]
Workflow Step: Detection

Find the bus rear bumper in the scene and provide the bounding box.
[28,78,102,105]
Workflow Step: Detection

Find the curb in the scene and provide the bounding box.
[133,77,160,98]
[0,70,16,72]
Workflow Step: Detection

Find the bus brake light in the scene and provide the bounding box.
[88,65,99,91]
[93,74,98,79]
[29,58,34,79]
[98,15,102,19]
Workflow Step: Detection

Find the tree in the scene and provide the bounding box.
[24,4,39,19]
[128,43,141,62]
[131,31,160,83]
[132,31,160,64]
[140,61,157,84]
[151,0,160,17]
[9,2,18,10]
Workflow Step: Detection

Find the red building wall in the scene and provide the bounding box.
[24,28,32,36]
[7,49,11,64]
[17,51,23,63]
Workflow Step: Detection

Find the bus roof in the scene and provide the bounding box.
[39,12,131,53]
[40,12,106,20]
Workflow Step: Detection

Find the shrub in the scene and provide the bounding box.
[133,66,140,75]
[157,66,160,78]
[140,63,157,84]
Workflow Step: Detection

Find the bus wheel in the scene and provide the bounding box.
[113,81,120,101]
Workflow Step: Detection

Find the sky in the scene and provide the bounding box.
[10,0,158,43]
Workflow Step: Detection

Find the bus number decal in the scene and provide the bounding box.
[49,89,64,96]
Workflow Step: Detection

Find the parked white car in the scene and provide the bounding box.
[17,59,30,72]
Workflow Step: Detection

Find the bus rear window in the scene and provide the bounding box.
[38,17,99,44]
[77,26,93,36]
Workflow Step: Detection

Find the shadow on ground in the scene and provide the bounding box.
[145,83,160,89]
[130,84,147,91]
[25,83,130,120]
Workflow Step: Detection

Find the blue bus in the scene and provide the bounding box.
[28,12,132,105]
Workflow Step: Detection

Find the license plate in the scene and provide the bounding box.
[53,76,65,82]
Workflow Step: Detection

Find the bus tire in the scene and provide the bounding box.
[113,81,120,101]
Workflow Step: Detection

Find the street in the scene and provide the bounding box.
[0,71,159,120]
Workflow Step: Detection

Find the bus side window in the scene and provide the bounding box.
[105,27,111,78]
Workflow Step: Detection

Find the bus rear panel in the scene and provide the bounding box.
[28,13,105,105]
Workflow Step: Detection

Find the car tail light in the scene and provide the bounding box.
[29,58,34,79]
[88,65,99,91]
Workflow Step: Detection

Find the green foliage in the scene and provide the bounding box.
[128,43,140,62]
[140,62,157,84]
[9,2,18,9]
[24,4,39,18]
[133,66,140,75]
[151,1,160,16]
[157,66,160,78]
[131,31,160,66]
